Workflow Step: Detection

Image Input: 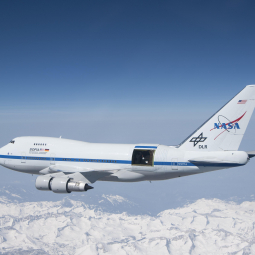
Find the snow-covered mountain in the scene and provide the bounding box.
[0,197,255,254]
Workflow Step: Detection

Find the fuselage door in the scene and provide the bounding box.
[50,153,56,165]
[171,158,178,170]
[21,152,26,163]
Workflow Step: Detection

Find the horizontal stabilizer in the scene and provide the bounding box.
[247,151,255,158]
[189,159,239,166]
[188,152,245,166]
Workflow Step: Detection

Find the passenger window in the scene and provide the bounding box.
[132,149,155,166]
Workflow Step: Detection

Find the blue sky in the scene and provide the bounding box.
[1,1,255,211]
[1,0,255,141]
[1,0,255,113]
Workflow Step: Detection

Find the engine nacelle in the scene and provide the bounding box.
[35,175,54,191]
[35,176,94,193]
[67,181,93,192]
[51,177,71,193]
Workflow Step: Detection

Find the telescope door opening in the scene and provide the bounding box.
[132,149,155,166]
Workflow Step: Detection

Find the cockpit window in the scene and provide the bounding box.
[10,140,15,144]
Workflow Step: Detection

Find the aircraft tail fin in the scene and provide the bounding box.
[178,85,255,151]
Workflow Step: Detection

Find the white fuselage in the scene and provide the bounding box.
[0,136,249,182]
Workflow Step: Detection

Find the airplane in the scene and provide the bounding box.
[0,85,255,194]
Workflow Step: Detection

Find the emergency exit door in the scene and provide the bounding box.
[50,154,56,165]
[21,153,26,163]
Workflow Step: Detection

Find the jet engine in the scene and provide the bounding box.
[35,176,93,193]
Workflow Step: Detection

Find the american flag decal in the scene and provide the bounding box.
[238,100,247,104]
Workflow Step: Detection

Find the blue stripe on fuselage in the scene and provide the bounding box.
[0,154,131,164]
[0,155,244,167]
[135,146,158,149]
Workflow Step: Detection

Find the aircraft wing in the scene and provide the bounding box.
[39,165,116,183]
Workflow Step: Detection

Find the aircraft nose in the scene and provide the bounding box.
[0,152,4,165]
[0,146,6,166]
